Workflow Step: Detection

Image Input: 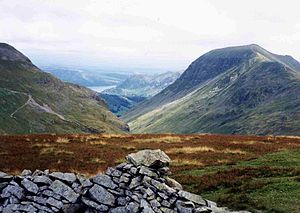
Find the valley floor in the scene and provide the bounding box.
[0,134,299,212]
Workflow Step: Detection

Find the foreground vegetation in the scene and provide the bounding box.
[0,134,299,212]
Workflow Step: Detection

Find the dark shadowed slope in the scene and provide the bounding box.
[123,44,300,135]
[0,43,128,134]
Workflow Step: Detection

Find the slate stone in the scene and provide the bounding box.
[49,180,79,203]
[160,207,177,213]
[117,196,127,206]
[151,179,176,195]
[1,184,24,199]
[0,171,13,182]
[46,197,64,209]
[127,149,171,168]
[89,184,115,206]
[110,206,128,213]
[32,169,44,177]
[176,200,193,213]
[82,197,109,211]
[126,201,140,213]
[33,175,52,185]
[178,190,206,206]
[20,169,32,177]
[91,174,117,189]
[18,203,37,212]
[107,168,123,177]
[140,199,155,213]
[2,204,19,213]
[139,166,158,178]
[129,176,142,189]
[21,178,39,194]
[49,172,77,184]
[165,177,183,190]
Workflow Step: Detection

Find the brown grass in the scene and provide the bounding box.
[0,133,299,175]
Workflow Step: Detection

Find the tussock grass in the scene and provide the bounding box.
[40,147,74,155]
[172,159,204,167]
[90,158,106,164]
[89,141,107,145]
[166,146,215,154]
[132,136,182,143]
[166,146,246,155]
[56,137,70,144]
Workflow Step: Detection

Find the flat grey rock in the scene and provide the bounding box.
[49,172,77,184]
[33,175,53,185]
[46,197,64,209]
[91,174,117,189]
[21,178,39,194]
[49,180,79,203]
[178,191,206,206]
[127,149,171,168]
[89,184,115,206]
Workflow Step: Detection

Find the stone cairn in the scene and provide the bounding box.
[0,150,248,213]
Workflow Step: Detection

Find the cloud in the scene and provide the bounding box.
[0,0,299,72]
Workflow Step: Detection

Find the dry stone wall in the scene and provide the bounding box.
[0,150,250,213]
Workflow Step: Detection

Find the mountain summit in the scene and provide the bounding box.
[123,44,300,135]
[0,43,128,134]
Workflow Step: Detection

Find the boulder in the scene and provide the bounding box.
[126,149,171,168]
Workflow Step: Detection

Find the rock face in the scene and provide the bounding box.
[0,150,248,213]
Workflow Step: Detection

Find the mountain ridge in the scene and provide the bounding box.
[123,44,300,135]
[0,43,128,134]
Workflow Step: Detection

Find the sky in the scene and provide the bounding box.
[1,0,300,73]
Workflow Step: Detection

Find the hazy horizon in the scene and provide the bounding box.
[1,0,300,73]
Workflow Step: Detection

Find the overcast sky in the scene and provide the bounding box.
[1,0,300,73]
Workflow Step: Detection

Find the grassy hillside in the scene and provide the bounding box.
[124,45,300,135]
[0,43,128,134]
[0,134,299,212]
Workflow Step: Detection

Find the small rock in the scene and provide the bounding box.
[110,206,128,213]
[1,184,24,199]
[33,175,53,185]
[49,172,77,184]
[82,197,109,211]
[129,176,142,189]
[21,178,39,194]
[165,177,183,190]
[20,169,32,177]
[91,174,118,189]
[178,190,206,206]
[49,180,79,203]
[89,184,115,206]
[46,197,64,209]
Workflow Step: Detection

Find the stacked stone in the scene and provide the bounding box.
[0,150,248,213]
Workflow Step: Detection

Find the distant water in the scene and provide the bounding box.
[88,85,116,93]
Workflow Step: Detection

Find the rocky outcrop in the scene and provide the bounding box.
[0,150,249,213]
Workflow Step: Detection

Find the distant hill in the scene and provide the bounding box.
[0,43,128,134]
[42,66,129,87]
[101,72,180,116]
[103,72,180,97]
[123,44,300,135]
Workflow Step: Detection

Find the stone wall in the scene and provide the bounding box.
[0,149,249,213]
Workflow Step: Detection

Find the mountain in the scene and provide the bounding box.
[0,43,128,134]
[123,44,300,135]
[42,66,129,87]
[103,72,180,97]
[101,72,180,116]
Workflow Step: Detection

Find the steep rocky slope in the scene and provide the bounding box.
[0,43,128,134]
[123,44,300,135]
[0,150,247,213]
